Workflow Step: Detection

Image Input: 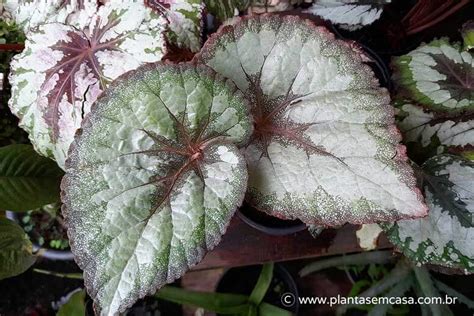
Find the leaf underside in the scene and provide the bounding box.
[384,154,474,273]
[305,1,388,31]
[196,14,427,226]
[61,63,252,315]
[392,38,474,114]
[0,218,36,280]
[8,1,166,169]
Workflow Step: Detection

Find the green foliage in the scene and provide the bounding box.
[0,144,63,211]
[56,289,86,316]
[0,217,36,280]
[0,20,27,146]
[156,263,292,316]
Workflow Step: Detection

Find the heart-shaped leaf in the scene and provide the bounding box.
[396,102,474,159]
[384,154,474,273]
[392,38,474,113]
[8,1,167,169]
[146,0,205,53]
[61,63,252,315]
[4,0,98,32]
[196,14,427,226]
[0,217,36,280]
[0,144,63,211]
[305,0,390,31]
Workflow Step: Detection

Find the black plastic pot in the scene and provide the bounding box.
[6,211,75,261]
[216,263,300,315]
[237,203,307,236]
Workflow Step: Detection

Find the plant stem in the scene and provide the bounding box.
[249,263,274,306]
[434,278,474,310]
[299,250,395,277]
[406,0,470,35]
[367,275,413,316]
[413,266,453,316]
[0,43,24,51]
[33,268,83,280]
[336,259,412,315]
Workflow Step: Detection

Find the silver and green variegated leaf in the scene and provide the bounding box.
[196,14,428,226]
[305,0,391,31]
[396,102,474,157]
[61,63,252,315]
[384,154,474,273]
[204,0,252,21]
[8,1,166,169]
[392,38,474,113]
[146,0,205,53]
[4,0,99,32]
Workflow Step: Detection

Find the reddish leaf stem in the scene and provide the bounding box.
[403,0,470,35]
[0,43,25,51]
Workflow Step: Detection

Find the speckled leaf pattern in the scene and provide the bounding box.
[204,0,252,21]
[4,0,99,32]
[197,15,427,226]
[397,103,474,155]
[0,218,36,280]
[146,0,205,52]
[384,155,474,273]
[305,0,389,31]
[61,63,252,315]
[8,1,166,169]
[393,39,474,113]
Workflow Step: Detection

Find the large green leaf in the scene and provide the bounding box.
[0,217,36,280]
[0,144,63,211]
[196,14,427,226]
[62,63,252,315]
[392,38,473,113]
[384,154,474,273]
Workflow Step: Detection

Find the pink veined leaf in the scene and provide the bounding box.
[4,0,99,32]
[196,14,428,226]
[8,1,167,168]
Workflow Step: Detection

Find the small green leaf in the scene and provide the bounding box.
[249,263,274,306]
[57,289,86,316]
[156,286,250,314]
[462,20,474,51]
[0,144,63,211]
[0,217,36,280]
[204,0,251,21]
